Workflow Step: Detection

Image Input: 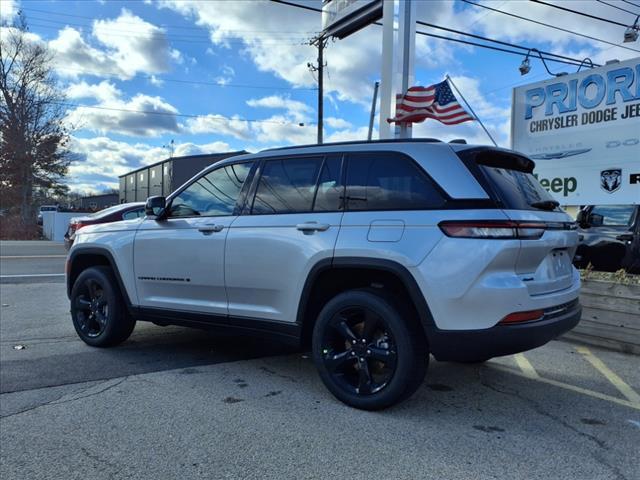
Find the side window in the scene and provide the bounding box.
[590,205,636,226]
[169,162,253,217]
[122,209,144,220]
[252,157,324,214]
[345,153,445,211]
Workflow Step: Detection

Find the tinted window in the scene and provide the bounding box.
[170,162,253,217]
[345,153,444,211]
[122,208,145,220]
[313,156,343,212]
[590,205,636,226]
[481,166,559,211]
[252,157,324,214]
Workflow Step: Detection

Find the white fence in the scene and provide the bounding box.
[42,212,77,242]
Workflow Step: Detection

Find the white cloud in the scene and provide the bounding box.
[325,117,353,129]
[182,114,252,140]
[66,80,122,103]
[158,0,458,105]
[50,9,180,80]
[0,0,18,23]
[67,136,232,193]
[246,95,314,122]
[66,92,180,137]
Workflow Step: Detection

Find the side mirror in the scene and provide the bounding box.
[145,196,166,218]
[576,210,587,226]
[588,213,604,227]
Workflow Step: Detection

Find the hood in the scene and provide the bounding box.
[77,218,143,235]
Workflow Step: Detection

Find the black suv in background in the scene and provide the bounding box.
[575,204,640,273]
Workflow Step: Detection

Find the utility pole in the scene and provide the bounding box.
[368,81,380,141]
[308,36,327,144]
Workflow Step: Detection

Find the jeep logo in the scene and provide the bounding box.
[533,174,578,197]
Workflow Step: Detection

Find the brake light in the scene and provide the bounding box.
[438,221,546,239]
[72,221,88,232]
[499,309,545,324]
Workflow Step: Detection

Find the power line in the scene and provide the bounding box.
[530,0,629,27]
[270,0,323,14]
[415,30,588,68]
[26,19,309,44]
[462,0,640,53]
[56,67,317,91]
[272,0,601,68]
[596,0,640,16]
[56,101,305,126]
[416,20,601,66]
[621,0,640,9]
[19,6,318,34]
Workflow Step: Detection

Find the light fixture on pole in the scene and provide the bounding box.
[518,49,568,77]
[576,57,594,72]
[624,16,639,43]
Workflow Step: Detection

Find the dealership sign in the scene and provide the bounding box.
[512,57,640,205]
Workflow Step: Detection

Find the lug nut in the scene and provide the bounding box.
[366,350,371,355]
[359,357,364,362]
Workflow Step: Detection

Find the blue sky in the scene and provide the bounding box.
[1,0,639,192]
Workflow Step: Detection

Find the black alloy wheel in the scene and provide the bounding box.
[312,289,428,410]
[74,278,109,338]
[70,266,136,347]
[320,306,397,396]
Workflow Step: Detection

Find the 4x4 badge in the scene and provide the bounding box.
[600,169,622,193]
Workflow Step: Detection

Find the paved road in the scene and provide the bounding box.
[0,241,66,284]
[1,242,639,479]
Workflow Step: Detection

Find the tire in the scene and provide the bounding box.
[70,266,135,347]
[312,289,428,410]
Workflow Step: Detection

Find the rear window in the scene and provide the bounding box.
[480,166,560,211]
[458,148,560,211]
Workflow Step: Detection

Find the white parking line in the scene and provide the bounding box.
[0,273,65,278]
[515,353,540,379]
[0,255,67,259]
[576,346,640,405]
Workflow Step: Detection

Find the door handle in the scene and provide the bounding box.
[296,222,330,233]
[616,233,634,242]
[198,224,224,234]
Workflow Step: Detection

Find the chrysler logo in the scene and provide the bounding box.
[600,169,622,193]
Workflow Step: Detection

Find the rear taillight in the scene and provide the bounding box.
[72,222,88,232]
[438,221,546,240]
[499,309,545,324]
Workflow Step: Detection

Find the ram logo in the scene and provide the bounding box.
[600,169,622,193]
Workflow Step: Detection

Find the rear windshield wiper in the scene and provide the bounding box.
[530,200,559,211]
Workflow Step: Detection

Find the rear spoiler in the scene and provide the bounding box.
[456,147,535,173]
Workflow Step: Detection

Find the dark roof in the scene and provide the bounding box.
[263,139,442,152]
[119,151,247,178]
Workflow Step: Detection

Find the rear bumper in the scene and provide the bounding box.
[427,299,581,362]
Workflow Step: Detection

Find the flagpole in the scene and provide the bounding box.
[445,75,498,147]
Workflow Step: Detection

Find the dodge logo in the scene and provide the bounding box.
[600,169,622,193]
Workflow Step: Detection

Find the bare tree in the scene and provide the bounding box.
[0,15,70,224]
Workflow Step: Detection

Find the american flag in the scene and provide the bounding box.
[388,80,475,125]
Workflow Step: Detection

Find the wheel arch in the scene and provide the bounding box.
[67,248,132,307]
[296,257,435,348]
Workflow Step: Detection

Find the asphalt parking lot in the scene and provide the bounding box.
[1,242,639,479]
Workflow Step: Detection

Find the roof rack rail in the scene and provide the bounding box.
[263,138,443,152]
[448,139,467,144]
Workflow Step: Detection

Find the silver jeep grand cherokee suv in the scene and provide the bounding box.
[67,139,581,410]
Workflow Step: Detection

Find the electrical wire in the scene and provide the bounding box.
[530,0,629,27]
[55,67,317,91]
[461,0,640,53]
[416,20,601,66]
[596,0,640,16]
[621,0,640,9]
[55,101,304,126]
[19,6,318,34]
[271,0,602,67]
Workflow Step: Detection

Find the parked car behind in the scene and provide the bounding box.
[64,202,145,250]
[37,205,59,225]
[574,204,640,273]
